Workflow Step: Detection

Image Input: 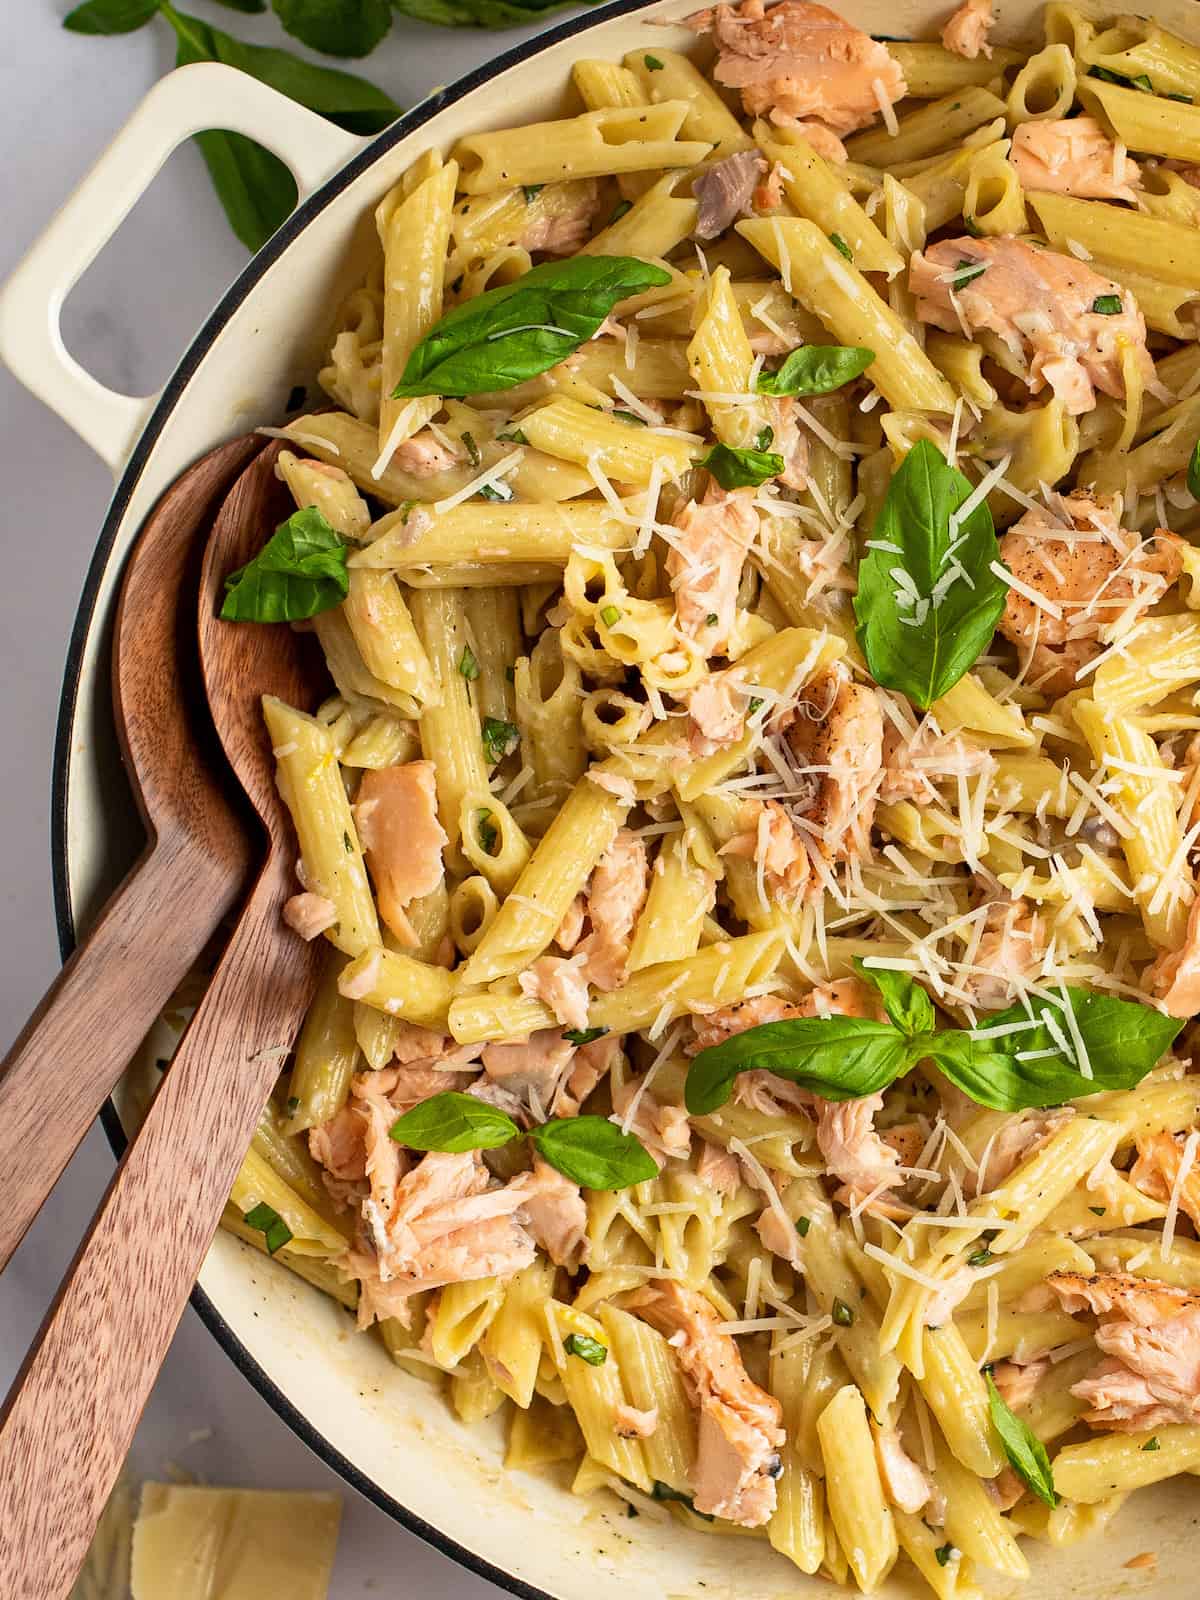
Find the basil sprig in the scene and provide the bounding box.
[684,966,1182,1116]
[986,1373,1058,1506]
[701,442,784,490]
[388,1093,657,1190]
[755,345,874,397]
[392,257,671,398]
[854,439,1010,709]
[221,506,349,621]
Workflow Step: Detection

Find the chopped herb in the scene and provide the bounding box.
[286,1095,300,1115]
[705,612,720,626]
[935,1544,956,1567]
[564,1025,610,1046]
[952,260,987,291]
[611,408,648,427]
[504,663,516,683]
[399,500,417,524]
[563,1332,608,1365]
[795,1216,811,1237]
[1142,1436,1160,1451]
[967,1248,994,1267]
[243,1201,292,1255]
[458,645,480,680]
[987,1373,1058,1506]
[608,199,633,226]
[651,1483,714,1521]
[461,430,481,467]
[1188,438,1200,501]
[1088,1205,1107,1216]
[497,426,529,446]
[522,183,544,203]
[1088,64,1154,91]
[1091,294,1123,315]
[477,810,498,853]
[600,604,622,627]
[643,52,664,69]
[1165,91,1193,103]
[755,425,775,451]
[482,715,520,764]
[477,482,513,502]
[747,696,764,714]
[964,215,981,237]
[343,830,353,853]
[829,232,852,261]
[832,1297,855,1327]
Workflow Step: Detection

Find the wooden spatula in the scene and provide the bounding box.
[0,436,263,1274]
[0,444,327,1598]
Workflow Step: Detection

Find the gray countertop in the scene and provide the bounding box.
[0,4,585,1591]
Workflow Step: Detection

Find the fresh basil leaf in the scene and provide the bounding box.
[530,1116,658,1190]
[563,1026,608,1046]
[1188,438,1200,501]
[685,1017,911,1115]
[221,506,349,621]
[243,1201,292,1254]
[64,0,160,32]
[563,1332,608,1364]
[987,1373,1058,1506]
[388,1091,520,1152]
[482,716,520,764]
[272,0,391,56]
[854,438,1009,709]
[1091,294,1123,315]
[702,442,784,490]
[853,958,934,1039]
[392,256,671,398]
[929,988,1182,1112]
[755,344,874,397]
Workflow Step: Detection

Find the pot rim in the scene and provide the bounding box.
[52,0,655,1585]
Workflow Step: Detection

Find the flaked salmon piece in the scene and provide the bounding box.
[518,953,591,1031]
[686,993,805,1055]
[1049,1270,1200,1431]
[922,1264,975,1328]
[385,1064,476,1113]
[667,483,759,655]
[588,768,638,804]
[391,1023,481,1070]
[614,1402,659,1438]
[685,0,906,134]
[551,1033,620,1118]
[481,1029,576,1115]
[968,1107,1074,1197]
[795,120,848,161]
[940,0,994,59]
[513,1155,589,1268]
[519,179,601,255]
[555,893,587,953]
[354,762,448,945]
[872,1424,933,1513]
[986,1467,1026,1511]
[755,1201,805,1267]
[693,151,767,240]
[282,891,337,940]
[817,1093,904,1203]
[734,1069,814,1117]
[799,975,880,1019]
[753,159,788,212]
[356,1081,405,1221]
[309,1105,368,1184]
[697,1140,743,1195]
[959,897,1046,1011]
[347,1211,535,1330]
[721,797,811,901]
[1131,1132,1200,1232]
[466,1077,530,1127]
[687,669,751,756]
[611,1079,689,1164]
[880,1121,927,1168]
[1011,116,1141,204]
[1145,895,1200,1019]
[909,236,1153,416]
[782,663,885,867]
[392,430,463,476]
[626,1280,785,1525]
[576,828,650,991]
[764,396,810,490]
[879,722,992,805]
[310,1085,406,1217]
[991,1356,1050,1412]
[996,497,1183,694]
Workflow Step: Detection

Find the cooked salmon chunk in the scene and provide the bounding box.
[353,762,448,945]
[667,484,759,655]
[575,828,649,991]
[1011,116,1142,204]
[693,151,766,239]
[685,0,906,134]
[1049,1271,1200,1431]
[995,496,1183,694]
[626,1280,785,1525]
[1145,895,1200,1018]
[958,897,1045,1011]
[1131,1133,1200,1233]
[940,0,994,58]
[909,236,1153,415]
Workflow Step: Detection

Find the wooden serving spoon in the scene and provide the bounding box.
[0,443,327,1599]
[0,435,262,1275]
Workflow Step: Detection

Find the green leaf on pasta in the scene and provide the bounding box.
[853,959,935,1039]
[530,1116,659,1190]
[700,443,785,490]
[987,1373,1058,1506]
[755,344,875,396]
[221,506,350,621]
[388,1092,520,1152]
[685,1017,911,1115]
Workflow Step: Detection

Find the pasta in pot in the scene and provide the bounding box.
[216,4,1200,1591]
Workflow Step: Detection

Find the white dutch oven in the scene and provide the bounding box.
[3,1,1199,1592]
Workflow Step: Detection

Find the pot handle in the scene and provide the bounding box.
[0,62,363,475]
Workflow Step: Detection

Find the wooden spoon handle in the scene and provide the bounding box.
[0,856,320,1599]
[0,834,251,1275]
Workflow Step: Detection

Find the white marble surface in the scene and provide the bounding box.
[0,4,586,1591]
